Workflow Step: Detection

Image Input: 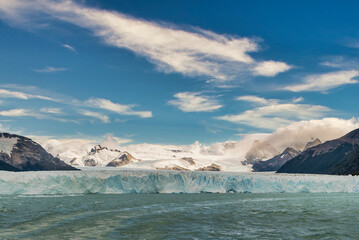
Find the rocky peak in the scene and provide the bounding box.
[282,147,300,155]
[90,145,108,154]
[304,138,322,151]
[106,151,137,167]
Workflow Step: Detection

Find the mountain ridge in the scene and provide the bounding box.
[0,132,77,172]
[277,128,359,174]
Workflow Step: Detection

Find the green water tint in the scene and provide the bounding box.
[1,193,359,239]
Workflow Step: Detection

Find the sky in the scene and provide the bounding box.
[0,0,359,145]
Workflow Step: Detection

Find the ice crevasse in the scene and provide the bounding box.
[1,169,359,195]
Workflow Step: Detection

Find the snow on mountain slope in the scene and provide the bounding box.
[39,118,359,172]
[0,136,18,155]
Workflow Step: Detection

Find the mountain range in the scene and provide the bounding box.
[3,128,359,175]
[277,129,359,175]
[252,138,322,172]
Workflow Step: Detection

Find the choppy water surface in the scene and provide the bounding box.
[1,193,359,239]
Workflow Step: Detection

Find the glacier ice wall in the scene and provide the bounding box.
[0,170,359,195]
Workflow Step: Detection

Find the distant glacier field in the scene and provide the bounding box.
[2,170,359,239]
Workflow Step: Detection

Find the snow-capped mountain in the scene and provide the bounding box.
[0,132,76,171]
[69,145,140,167]
[252,147,301,172]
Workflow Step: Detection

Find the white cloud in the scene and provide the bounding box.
[100,134,132,148]
[235,95,278,105]
[0,84,152,121]
[217,96,331,130]
[248,118,359,154]
[61,43,76,52]
[0,88,54,101]
[0,0,291,80]
[34,66,67,73]
[86,98,152,118]
[0,108,39,117]
[283,70,359,92]
[252,61,292,77]
[40,107,62,114]
[79,110,110,123]
[168,92,223,112]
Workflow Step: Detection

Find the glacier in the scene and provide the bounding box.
[1,169,359,195]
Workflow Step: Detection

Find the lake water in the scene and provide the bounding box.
[1,170,359,239]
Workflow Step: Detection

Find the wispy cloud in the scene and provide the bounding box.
[0,108,40,118]
[61,43,77,52]
[0,84,152,122]
[168,92,222,112]
[320,56,359,70]
[252,61,292,77]
[86,98,152,118]
[283,70,359,92]
[33,66,67,73]
[0,108,77,123]
[79,110,110,123]
[0,0,291,80]
[216,96,331,130]
[235,95,278,105]
[0,88,54,101]
[40,107,62,114]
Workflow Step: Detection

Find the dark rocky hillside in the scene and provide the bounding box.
[277,129,359,174]
[0,132,78,172]
[253,147,300,172]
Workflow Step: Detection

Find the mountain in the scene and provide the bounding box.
[303,138,322,151]
[252,147,300,172]
[79,145,140,167]
[277,129,359,174]
[107,151,137,167]
[0,132,77,171]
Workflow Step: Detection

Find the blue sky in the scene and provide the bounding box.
[0,0,359,145]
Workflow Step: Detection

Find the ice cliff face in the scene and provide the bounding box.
[0,170,359,195]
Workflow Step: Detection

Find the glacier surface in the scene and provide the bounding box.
[1,170,359,195]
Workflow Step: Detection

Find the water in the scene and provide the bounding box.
[1,170,359,239]
[1,193,359,239]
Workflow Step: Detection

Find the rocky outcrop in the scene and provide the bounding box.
[253,147,300,172]
[0,132,77,171]
[106,152,136,167]
[181,157,195,165]
[84,159,98,167]
[156,165,189,171]
[196,163,221,171]
[277,129,359,174]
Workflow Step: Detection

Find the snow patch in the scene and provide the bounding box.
[0,137,18,155]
